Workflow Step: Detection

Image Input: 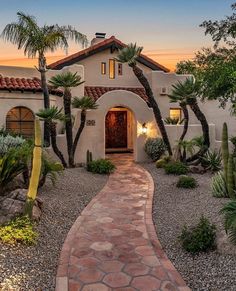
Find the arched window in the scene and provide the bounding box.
[6,106,35,137]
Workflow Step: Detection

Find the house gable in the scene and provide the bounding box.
[48,36,169,72]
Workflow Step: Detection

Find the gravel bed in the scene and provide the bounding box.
[143,162,236,291]
[0,167,108,290]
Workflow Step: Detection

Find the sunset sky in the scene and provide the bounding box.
[0,0,233,71]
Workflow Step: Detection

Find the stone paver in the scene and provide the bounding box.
[56,154,191,291]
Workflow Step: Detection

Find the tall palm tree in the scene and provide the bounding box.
[115,43,172,156]
[1,12,87,146]
[169,78,210,162]
[49,72,84,167]
[36,106,67,168]
[72,96,98,159]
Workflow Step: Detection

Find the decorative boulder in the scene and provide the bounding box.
[0,189,43,225]
[189,165,206,174]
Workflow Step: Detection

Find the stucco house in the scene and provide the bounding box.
[0,33,235,163]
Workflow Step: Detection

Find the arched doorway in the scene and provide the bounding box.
[105,106,134,153]
[6,106,35,137]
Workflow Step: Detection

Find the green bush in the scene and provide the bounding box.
[164,161,188,175]
[179,217,216,254]
[144,137,166,161]
[0,216,38,245]
[156,155,171,168]
[220,200,236,245]
[0,134,25,157]
[201,150,222,172]
[87,159,115,174]
[177,175,197,188]
[211,170,228,198]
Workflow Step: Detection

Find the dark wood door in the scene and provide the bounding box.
[105,111,127,148]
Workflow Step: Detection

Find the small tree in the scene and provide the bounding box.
[36,107,67,167]
[49,72,84,167]
[115,43,172,156]
[72,96,98,158]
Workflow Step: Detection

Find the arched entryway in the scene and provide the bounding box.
[6,106,35,137]
[105,106,134,154]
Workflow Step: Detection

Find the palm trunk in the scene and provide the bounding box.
[179,104,189,141]
[72,110,86,157]
[39,55,50,147]
[63,88,74,167]
[50,122,67,168]
[130,64,172,155]
[186,102,210,163]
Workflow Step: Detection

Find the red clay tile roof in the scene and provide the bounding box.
[49,36,169,72]
[0,75,62,96]
[85,86,149,102]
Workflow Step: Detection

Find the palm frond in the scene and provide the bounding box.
[49,72,84,89]
[72,96,98,110]
[36,106,65,122]
[115,43,143,66]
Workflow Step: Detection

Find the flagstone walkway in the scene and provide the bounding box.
[56,155,190,291]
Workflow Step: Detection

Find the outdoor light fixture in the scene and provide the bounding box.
[142,123,147,134]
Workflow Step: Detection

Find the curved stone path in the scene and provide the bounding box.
[56,155,190,291]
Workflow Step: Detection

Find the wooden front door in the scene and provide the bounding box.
[105,111,127,148]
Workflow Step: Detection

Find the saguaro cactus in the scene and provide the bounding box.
[25,118,42,217]
[227,154,235,198]
[222,122,229,182]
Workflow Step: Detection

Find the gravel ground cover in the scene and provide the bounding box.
[0,167,108,290]
[143,162,236,291]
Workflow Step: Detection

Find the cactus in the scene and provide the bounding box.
[222,122,229,182]
[227,154,235,198]
[86,150,93,165]
[89,151,93,162]
[25,119,42,217]
[86,150,90,165]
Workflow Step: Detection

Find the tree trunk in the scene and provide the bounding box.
[72,110,86,158]
[186,102,210,163]
[39,55,50,147]
[179,104,189,141]
[131,64,172,155]
[63,88,74,167]
[50,122,67,168]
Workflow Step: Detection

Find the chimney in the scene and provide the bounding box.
[91,32,106,46]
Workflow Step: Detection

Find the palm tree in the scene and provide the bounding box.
[1,12,87,146]
[36,106,67,167]
[72,96,98,159]
[169,78,210,163]
[115,43,172,156]
[49,72,84,167]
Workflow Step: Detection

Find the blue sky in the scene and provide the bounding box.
[0,0,233,69]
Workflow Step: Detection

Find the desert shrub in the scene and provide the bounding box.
[144,137,166,162]
[39,156,64,187]
[0,134,25,157]
[179,216,216,254]
[0,216,38,245]
[164,161,188,175]
[177,175,197,188]
[201,150,222,172]
[156,155,171,168]
[211,171,228,198]
[87,159,115,174]
[220,200,236,245]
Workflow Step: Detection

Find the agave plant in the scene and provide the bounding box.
[201,150,222,172]
[220,200,236,245]
[211,171,228,198]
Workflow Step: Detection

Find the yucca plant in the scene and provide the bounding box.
[2,12,87,145]
[116,43,172,156]
[220,200,236,245]
[49,72,84,167]
[36,106,67,167]
[211,171,228,198]
[72,96,98,158]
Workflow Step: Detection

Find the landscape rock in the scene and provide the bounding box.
[0,189,43,224]
[217,230,236,255]
[189,165,206,174]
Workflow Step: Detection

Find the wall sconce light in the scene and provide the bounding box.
[142,123,147,134]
